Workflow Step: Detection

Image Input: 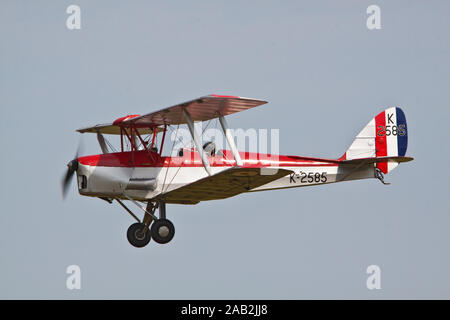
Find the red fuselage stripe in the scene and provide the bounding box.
[77,150,340,168]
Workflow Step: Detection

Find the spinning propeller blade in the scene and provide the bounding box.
[62,141,82,199]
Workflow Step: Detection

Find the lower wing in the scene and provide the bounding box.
[156,167,293,204]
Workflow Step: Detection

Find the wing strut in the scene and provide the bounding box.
[219,114,243,166]
[96,132,109,154]
[182,108,212,176]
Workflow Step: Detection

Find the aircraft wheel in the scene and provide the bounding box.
[151,219,175,244]
[127,223,151,248]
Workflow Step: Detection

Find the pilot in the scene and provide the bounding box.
[203,141,216,157]
[144,140,158,153]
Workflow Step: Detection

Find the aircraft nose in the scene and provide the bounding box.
[62,158,80,199]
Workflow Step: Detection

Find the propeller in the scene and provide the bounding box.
[62,141,82,199]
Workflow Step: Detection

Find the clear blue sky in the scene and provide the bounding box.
[1,0,449,299]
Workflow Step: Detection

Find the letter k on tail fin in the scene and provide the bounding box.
[342,107,412,174]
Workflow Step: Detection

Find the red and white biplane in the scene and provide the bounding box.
[62,94,413,248]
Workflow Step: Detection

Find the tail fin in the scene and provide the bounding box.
[343,107,408,174]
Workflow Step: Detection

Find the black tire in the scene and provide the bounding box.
[127,223,151,248]
[150,219,175,244]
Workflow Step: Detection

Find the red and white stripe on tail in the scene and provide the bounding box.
[343,107,408,174]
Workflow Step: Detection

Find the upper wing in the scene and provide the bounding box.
[157,167,293,204]
[77,123,160,135]
[124,94,267,127]
[76,94,266,134]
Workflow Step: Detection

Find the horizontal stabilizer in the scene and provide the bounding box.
[340,156,414,166]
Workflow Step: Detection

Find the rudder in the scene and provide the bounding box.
[344,107,408,174]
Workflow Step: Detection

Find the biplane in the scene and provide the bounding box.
[62,94,413,248]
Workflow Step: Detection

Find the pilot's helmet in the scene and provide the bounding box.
[203,141,216,156]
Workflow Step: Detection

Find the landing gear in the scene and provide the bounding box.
[151,219,175,244]
[127,223,151,248]
[117,199,175,248]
